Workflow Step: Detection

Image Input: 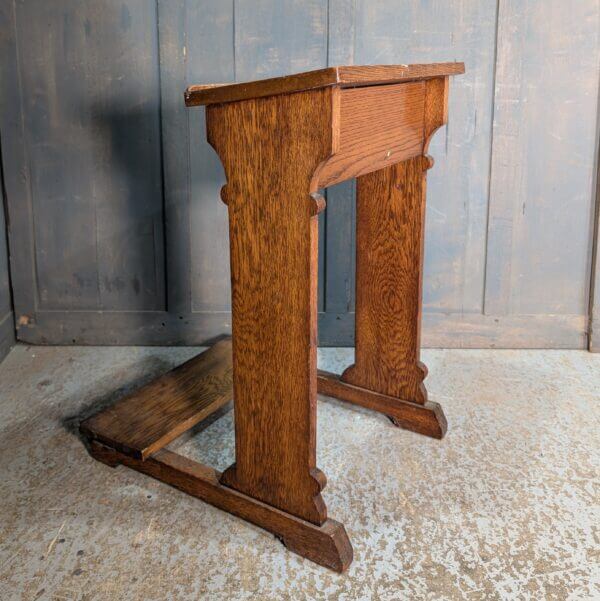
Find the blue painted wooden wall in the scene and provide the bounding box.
[1,0,599,348]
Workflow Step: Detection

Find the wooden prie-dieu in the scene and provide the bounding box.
[81,63,464,572]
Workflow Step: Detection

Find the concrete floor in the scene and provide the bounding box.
[0,345,598,601]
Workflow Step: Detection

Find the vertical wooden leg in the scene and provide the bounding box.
[319,155,447,439]
[344,156,429,400]
[219,191,327,523]
[206,89,339,526]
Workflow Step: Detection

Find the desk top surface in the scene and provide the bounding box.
[185,63,465,107]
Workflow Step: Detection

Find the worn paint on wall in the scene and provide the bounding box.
[485,0,600,317]
[0,0,599,348]
[9,0,165,312]
[334,0,498,317]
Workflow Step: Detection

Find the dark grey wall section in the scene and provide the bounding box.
[187,0,234,313]
[0,172,14,362]
[1,0,171,344]
[1,0,599,348]
[19,0,164,311]
[0,3,16,360]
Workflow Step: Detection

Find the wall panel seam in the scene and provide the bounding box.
[482,0,501,316]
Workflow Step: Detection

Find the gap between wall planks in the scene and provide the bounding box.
[0,83,15,362]
[589,105,600,352]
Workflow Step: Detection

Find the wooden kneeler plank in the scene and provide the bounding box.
[89,441,353,573]
[80,338,233,460]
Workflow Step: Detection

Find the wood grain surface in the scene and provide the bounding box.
[423,77,449,151]
[317,370,447,439]
[207,88,336,525]
[316,81,425,188]
[80,338,233,459]
[341,157,431,403]
[185,62,464,106]
[88,441,353,572]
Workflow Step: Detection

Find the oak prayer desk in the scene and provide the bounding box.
[81,63,464,572]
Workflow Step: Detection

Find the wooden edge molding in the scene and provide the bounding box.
[87,441,353,572]
[185,63,465,107]
[317,370,447,439]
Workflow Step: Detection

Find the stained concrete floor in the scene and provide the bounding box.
[0,344,598,601]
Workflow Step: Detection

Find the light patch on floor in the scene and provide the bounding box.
[0,344,598,600]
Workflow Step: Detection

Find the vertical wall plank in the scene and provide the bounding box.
[590,130,600,351]
[0,168,15,361]
[158,0,192,315]
[321,0,357,318]
[13,0,165,311]
[317,207,326,312]
[323,0,357,327]
[17,0,99,310]
[352,0,498,316]
[327,0,356,66]
[93,3,165,311]
[0,180,12,319]
[323,182,356,315]
[0,0,15,359]
[187,0,234,313]
[485,0,600,317]
[234,0,328,80]
[0,173,12,323]
[0,0,41,325]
